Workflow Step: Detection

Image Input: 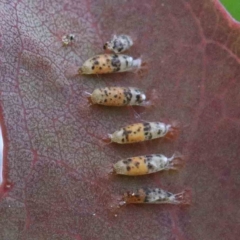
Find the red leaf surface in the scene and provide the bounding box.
[1,0,240,239]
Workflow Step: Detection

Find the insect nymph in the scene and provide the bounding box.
[88,87,150,107]
[78,54,143,75]
[103,34,133,53]
[122,188,191,205]
[107,121,180,144]
[113,153,184,176]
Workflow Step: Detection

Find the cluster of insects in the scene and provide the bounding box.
[64,34,191,207]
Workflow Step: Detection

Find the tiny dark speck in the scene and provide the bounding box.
[127,166,131,171]
[135,162,140,168]
[148,163,153,169]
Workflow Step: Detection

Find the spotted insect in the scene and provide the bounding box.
[107,121,180,144]
[121,188,191,205]
[113,152,184,176]
[78,54,144,75]
[62,34,75,46]
[87,87,151,107]
[103,34,133,53]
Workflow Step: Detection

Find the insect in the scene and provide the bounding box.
[103,34,133,53]
[107,121,180,144]
[62,34,75,46]
[113,152,184,176]
[121,188,191,205]
[87,87,151,107]
[78,54,143,75]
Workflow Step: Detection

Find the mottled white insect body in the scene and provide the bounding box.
[62,34,75,46]
[109,129,124,143]
[104,34,133,53]
[151,122,171,138]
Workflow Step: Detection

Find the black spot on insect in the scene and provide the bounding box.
[135,162,140,168]
[123,160,128,164]
[127,158,132,162]
[104,99,107,103]
[122,138,125,143]
[103,44,107,50]
[91,66,95,70]
[137,127,141,132]
[104,90,108,96]
[157,130,161,135]
[136,94,143,103]
[148,133,152,140]
[123,129,132,141]
[123,100,127,104]
[114,95,118,98]
[99,67,102,70]
[126,166,131,171]
[147,163,153,169]
[146,155,152,161]
[111,55,121,72]
[94,61,99,65]
[143,123,151,132]
[134,131,136,134]
[123,89,132,104]
[103,64,106,66]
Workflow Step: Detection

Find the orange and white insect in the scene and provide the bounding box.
[103,34,133,53]
[121,188,191,205]
[88,87,150,107]
[62,34,75,46]
[78,54,143,75]
[107,121,180,144]
[113,153,184,176]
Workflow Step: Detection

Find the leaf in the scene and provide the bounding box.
[0,0,240,239]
